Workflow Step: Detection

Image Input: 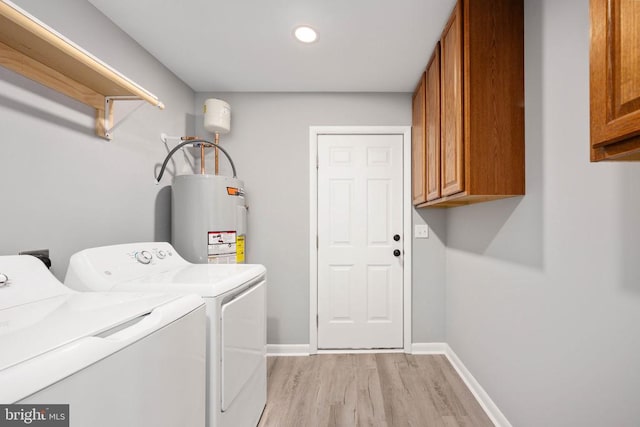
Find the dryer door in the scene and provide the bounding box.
[220,280,266,411]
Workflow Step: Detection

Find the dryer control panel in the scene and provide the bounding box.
[65,242,189,291]
[126,246,176,266]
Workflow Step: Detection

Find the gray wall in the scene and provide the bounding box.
[414,209,446,342]
[445,0,640,425]
[0,0,195,279]
[193,92,446,344]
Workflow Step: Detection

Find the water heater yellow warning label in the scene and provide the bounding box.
[236,235,245,263]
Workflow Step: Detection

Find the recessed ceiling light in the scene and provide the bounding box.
[294,26,318,43]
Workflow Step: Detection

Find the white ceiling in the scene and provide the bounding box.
[88,0,456,93]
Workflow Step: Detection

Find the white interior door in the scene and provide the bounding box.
[317,133,404,349]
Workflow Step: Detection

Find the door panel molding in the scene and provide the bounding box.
[309,126,412,354]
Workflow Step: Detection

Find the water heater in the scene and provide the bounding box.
[172,175,247,264]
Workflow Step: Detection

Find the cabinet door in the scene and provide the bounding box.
[591,0,640,160]
[425,47,441,202]
[412,74,427,205]
[440,2,464,196]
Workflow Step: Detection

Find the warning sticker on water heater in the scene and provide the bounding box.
[236,235,245,263]
[208,230,237,260]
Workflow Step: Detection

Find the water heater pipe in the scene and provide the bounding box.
[201,143,206,174]
[155,139,237,183]
[214,133,220,175]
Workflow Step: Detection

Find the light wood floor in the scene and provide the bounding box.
[257,353,494,427]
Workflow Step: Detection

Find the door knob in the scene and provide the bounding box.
[393,249,401,257]
[393,234,400,241]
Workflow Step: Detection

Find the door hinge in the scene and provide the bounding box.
[316,235,319,249]
[316,156,319,169]
[316,314,319,327]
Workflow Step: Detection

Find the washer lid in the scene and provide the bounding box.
[0,290,188,373]
[117,264,266,297]
[0,255,72,310]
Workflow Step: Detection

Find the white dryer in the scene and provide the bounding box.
[0,255,206,427]
[64,242,267,427]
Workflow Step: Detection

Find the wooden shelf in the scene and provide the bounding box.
[0,0,164,139]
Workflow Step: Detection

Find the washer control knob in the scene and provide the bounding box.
[156,250,167,259]
[135,251,153,264]
[0,273,8,287]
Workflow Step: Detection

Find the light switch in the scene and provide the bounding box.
[414,224,429,239]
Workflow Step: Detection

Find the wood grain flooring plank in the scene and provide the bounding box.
[397,364,442,425]
[283,356,323,427]
[326,355,358,427]
[355,367,387,425]
[376,353,418,426]
[259,356,299,426]
[417,354,469,420]
[258,356,293,425]
[434,356,494,427]
[312,354,339,425]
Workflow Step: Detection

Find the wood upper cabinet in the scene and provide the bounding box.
[425,47,441,202]
[412,74,427,204]
[590,0,640,161]
[440,4,464,197]
[412,0,525,208]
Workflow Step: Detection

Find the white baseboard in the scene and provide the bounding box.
[443,344,512,427]
[317,348,404,354]
[266,344,310,356]
[411,342,448,354]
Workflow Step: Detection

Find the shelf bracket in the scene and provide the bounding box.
[97,96,147,140]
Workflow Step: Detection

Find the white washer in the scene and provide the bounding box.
[64,242,267,427]
[0,255,206,427]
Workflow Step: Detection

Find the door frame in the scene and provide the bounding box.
[309,126,412,354]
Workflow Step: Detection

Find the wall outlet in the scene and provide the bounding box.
[414,225,429,239]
